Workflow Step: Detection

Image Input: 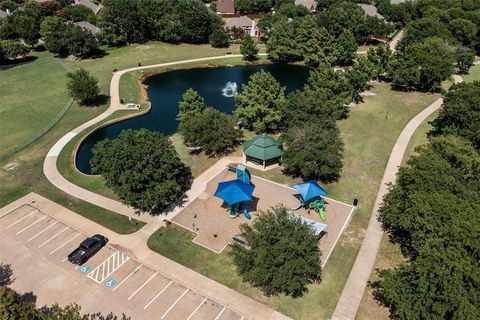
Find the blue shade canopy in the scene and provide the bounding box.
[292,180,328,202]
[214,179,255,206]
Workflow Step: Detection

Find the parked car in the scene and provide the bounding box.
[68,234,108,265]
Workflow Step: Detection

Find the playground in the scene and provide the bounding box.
[171,166,355,263]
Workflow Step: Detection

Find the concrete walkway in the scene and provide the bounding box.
[331,97,444,320]
[332,74,464,319]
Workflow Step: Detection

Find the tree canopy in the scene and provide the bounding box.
[234,70,287,133]
[376,134,480,319]
[91,129,192,213]
[98,0,221,45]
[230,206,321,297]
[281,120,344,183]
[66,68,100,106]
[430,82,480,151]
[240,33,259,62]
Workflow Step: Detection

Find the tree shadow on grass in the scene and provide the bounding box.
[0,56,38,71]
[0,263,15,286]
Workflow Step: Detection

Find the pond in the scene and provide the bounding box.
[76,64,310,174]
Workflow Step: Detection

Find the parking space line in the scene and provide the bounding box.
[144,280,173,310]
[38,227,69,248]
[113,264,142,292]
[128,272,157,301]
[6,210,38,229]
[160,288,190,319]
[27,221,58,241]
[87,251,130,284]
[49,232,81,255]
[186,297,208,320]
[15,216,47,235]
[214,307,226,320]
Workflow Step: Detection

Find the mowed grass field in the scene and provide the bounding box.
[148,82,440,320]
[462,64,480,83]
[0,51,70,156]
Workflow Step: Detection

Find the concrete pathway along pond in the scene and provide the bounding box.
[43,55,249,223]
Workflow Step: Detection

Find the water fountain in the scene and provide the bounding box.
[222,81,238,97]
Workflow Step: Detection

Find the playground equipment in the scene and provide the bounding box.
[216,168,254,219]
[228,165,251,185]
[308,199,326,221]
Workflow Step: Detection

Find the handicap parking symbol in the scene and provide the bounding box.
[105,279,116,289]
[79,265,91,273]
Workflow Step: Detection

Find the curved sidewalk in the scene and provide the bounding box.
[331,97,444,320]
[43,54,245,223]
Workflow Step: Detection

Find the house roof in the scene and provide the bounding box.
[358,4,384,20]
[243,134,283,161]
[74,21,101,36]
[216,0,235,14]
[294,0,317,11]
[0,10,7,18]
[225,16,254,28]
[74,0,102,15]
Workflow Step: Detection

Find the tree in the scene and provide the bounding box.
[336,29,357,66]
[367,44,392,79]
[0,286,40,320]
[303,64,352,103]
[66,68,100,105]
[375,135,480,319]
[316,2,369,40]
[180,107,243,155]
[399,17,453,49]
[266,18,302,63]
[0,40,29,61]
[430,82,480,151]
[61,4,96,23]
[230,206,321,297]
[296,15,337,67]
[449,18,477,47]
[209,27,229,48]
[177,88,207,123]
[240,33,258,61]
[390,37,454,91]
[346,56,375,103]
[284,88,349,128]
[234,70,287,132]
[281,121,344,182]
[91,129,192,213]
[455,47,475,74]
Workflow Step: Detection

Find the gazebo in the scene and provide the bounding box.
[243,134,283,169]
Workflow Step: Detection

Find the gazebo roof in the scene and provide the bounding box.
[243,134,283,161]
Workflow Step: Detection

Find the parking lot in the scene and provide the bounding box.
[0,204,246,320]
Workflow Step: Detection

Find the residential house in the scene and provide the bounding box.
[294,0,317,12]
[74,0,103,15]
[216,0,235,15]
[74,21,102,37]
[224,15,259,37]
[0,9,8,19]
[358,4,385,20]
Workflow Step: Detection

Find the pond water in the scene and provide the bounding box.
[76,64,310,174]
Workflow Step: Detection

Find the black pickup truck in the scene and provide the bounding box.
[67,234,108,265]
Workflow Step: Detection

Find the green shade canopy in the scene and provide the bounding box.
[243,134,283,161]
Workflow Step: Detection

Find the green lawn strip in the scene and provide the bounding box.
[0,51,70,155]
[462,64,480,83]
[0,103,145,234]
[356,111,439,320]
[147,83,439,319]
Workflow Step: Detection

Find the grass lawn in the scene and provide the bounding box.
[355,110,438,320]
[1,42,242,233]
[0,51,70,157]
[462,64,480,83]
[147,82,440,319]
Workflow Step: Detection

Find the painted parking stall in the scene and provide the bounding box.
[0,204,248,320]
